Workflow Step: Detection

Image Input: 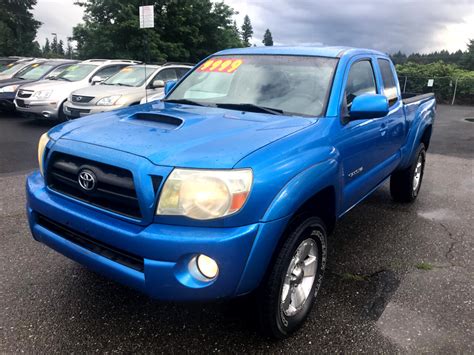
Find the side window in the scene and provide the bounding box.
[377,59,398,106]
[154,68,177,82]
[94,65,124,80]
[176,67,190,79]
[345,60,376,105]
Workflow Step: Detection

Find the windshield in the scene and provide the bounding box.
[103,66,155,87]
[167,55,338,116]
[0,62,26,75]
[15,63,55,80]
[44,64,75,79]
[54,64,97,82]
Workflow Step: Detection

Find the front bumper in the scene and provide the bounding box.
[0,92,15,111]
[26,171,288,300]
[14,98,61,119]
[63,101,125,118]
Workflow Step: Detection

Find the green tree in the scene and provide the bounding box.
[262,28,273,46]
[241,15,253,47]
[461,39,474,70]
[0,0,41,56]
[73,0,242,62]
[50,35,59,57]
[42,38,51,57]
[58,39,65,57]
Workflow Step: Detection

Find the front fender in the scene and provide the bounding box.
[262,158,340,222]
[235,158,339,295]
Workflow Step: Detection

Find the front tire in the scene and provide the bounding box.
[257,216,327,339]
[390,143,426,202]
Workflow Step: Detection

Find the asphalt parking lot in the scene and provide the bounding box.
[1,105,473,353]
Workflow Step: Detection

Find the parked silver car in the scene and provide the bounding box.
[14,59,139,120]
[63,63,192,119]
[0,58,45,80]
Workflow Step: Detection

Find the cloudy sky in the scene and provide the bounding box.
[33,0,474,54]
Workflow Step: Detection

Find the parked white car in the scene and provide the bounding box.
[64,63,191,119]
[14,59,139,120]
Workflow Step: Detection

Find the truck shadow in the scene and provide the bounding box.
[39,184,421,352]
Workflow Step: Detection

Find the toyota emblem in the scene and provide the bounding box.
[78,169,96,191]
[75,96,82,102]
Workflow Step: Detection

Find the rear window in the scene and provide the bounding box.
[378,59,398,105]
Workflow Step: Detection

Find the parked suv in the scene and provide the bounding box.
[64,63,191,119]
[0,59,77,112]
[14,59,139,120]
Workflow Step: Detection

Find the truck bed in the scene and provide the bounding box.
[402,92,435,105]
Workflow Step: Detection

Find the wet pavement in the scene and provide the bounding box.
[1,105,473,353]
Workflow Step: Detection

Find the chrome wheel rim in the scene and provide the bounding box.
[281,238,318,317]
[413,155,423,192]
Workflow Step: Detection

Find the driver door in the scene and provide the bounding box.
[336,57,387,212]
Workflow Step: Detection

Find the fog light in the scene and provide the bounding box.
[197,254,219,279]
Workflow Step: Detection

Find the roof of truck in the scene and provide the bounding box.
[215,46,387,58]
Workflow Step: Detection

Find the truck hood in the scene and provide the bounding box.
[22,79,76,91]
[52,101,316,168]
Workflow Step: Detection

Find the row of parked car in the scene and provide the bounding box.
[0,56,192,120]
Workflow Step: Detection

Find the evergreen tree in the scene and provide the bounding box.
[241,15,253,47]
[58,39,65,57]
[42,38,51,58]
[262,29,273,46]
[0,0,41,56]
[51,36,58,57]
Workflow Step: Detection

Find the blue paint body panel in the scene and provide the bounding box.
[26,46,436,300]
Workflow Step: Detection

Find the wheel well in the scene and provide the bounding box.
[293,186,336,234]
[421,125,432,150]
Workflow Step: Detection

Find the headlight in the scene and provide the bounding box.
[37,133,50,176]
[32,90,52,100]
[0,85,19,93]
[96,95,121,106]
[157,168,253,220]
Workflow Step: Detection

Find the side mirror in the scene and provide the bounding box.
[349,94,389,120]
[164,80,177,95]
[91,75,103,85]
[151,79,165,89]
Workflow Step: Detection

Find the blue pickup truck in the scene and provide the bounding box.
[27,46,435,338]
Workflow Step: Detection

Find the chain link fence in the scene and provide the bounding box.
[397,76,474,105]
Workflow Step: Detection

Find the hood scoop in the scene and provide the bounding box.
[125,112,183,131]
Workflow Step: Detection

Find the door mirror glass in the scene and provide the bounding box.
[350,94,389,120]
[164,80,177,95]
[91,75,103,85]
[151,79,165,88]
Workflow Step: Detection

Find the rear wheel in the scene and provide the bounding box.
[257,216,327,338]
[390,143,426,202]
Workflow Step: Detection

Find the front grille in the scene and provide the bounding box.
[47,152,142,219]
[18,90,33,98]
[71,95,94,103]
[37,214,144,272]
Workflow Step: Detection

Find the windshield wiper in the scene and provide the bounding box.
[215,103,284,115]
[163,98,208,107]
[116,83,133,87]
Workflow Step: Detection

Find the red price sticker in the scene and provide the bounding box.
[199,58,243,74]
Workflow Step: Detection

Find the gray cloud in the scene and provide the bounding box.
[33,0,473,54]
[228,0,474,53]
